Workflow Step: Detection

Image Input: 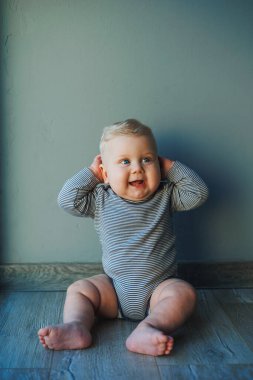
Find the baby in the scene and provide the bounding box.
[38,119,208,356]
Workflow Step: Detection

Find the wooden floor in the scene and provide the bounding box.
[1,263,253,379]
[1,288,253,380]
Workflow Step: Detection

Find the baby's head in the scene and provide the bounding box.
[99,119,161,202]
[100,119,157,154]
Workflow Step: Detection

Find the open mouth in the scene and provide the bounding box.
[129,180,145,187]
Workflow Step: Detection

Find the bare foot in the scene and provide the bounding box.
[126,321,174,356]
[38,321,92,350]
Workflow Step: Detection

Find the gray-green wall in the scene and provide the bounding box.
[1,0,253,263]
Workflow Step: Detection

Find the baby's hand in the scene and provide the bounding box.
[159,156,175,179]
[89,155,104,182]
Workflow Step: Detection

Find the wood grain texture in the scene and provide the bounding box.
[0,263,104,291]
[1,262,253,291]
[1,288,253,379]
[50,320,160,380]
[0,291,65,369]
[211,289,253,351]
[158,365,253,380]
[156,289,253,365]
[195,290,253,363]
[178,261,253,288]
[0,369,50,380]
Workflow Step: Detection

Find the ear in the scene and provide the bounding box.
[99,164,109,183]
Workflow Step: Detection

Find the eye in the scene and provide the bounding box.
[142,157,152,164]
[120,159,130,165]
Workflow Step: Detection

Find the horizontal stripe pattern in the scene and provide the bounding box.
[58,161,208,320]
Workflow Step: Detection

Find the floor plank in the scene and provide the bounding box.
[235,289,253,303]
[211,289,253,351]
[50,320,160,380]
[156,289,253,366]
[1,289,253,379]
[0,369,50,380]
[158,365,253,380]
[0,292,65,369]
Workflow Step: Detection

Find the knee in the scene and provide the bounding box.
[67,278,99,296]
[169,282,197,310]
[183,284,197,310]
[67,279,101,309]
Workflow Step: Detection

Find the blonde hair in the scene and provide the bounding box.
[100,119,157,153]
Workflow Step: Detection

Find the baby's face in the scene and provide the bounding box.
[101,135,161,201]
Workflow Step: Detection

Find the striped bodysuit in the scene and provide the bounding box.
[58,161,208,320]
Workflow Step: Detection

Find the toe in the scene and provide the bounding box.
[158,344,167,356]
[38,327,50,336]
[164,337,174,355]
[39,336,45,344]
[164,346,172,355]
[158,334,168,344]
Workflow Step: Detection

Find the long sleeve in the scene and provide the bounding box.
[57,168,100,218]
[167,161,209,212]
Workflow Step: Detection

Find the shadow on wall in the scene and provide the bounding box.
[157,129,237,262]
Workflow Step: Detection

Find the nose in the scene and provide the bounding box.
[131,161,144,173]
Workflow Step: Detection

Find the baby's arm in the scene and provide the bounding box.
[160,157,208,212]
[57,155,103,217]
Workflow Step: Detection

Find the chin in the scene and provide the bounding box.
[129,193,151,202]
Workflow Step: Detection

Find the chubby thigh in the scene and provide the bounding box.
[80,274,119,319]
[149,278,197,313]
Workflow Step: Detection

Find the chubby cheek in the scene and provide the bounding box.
[110,182,128,198]
[150,180,160,194]
[149,167,161,187]
[103,165,118,184]
[107,171,128,191]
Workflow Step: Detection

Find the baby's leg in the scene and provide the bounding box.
[38,274,118,350]
[126,279,197,356]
